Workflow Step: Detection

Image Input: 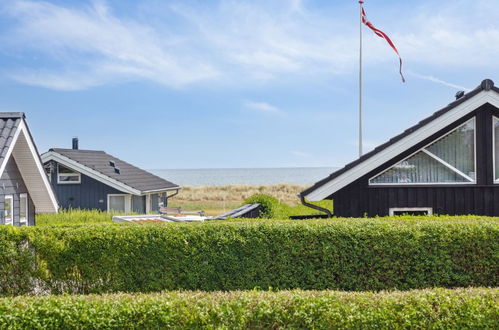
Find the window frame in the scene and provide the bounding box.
[4,195,13,225]
[389,207,433,216]
[57,164,81,184]
[493,116,499,183]
[369,118,477,186]
[107,194,131,213]
[19,193,28,225]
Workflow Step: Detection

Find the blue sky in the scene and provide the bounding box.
[0,0,498,169]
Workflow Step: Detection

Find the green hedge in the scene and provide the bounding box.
[0,288,497,329]
[0,219,498,295]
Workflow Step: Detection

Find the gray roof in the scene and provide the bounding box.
[0,113,24,169]
[48,148,179,193]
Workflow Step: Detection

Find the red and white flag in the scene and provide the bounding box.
[361,3,405,82]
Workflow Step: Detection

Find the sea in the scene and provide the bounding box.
[150,167,337,186]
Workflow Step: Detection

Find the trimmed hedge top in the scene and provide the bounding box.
[0,219,498,295]
[0,288,497,329]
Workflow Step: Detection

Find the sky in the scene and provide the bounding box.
[0,0,498,169]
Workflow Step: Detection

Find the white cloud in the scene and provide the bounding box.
[408,71,471,92]
[1,0,219,89]
[244,101,280,113]
[2,0,499,90]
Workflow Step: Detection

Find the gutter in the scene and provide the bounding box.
[142,186,182,194]
[166,189,179,199]
[299,194,332,218]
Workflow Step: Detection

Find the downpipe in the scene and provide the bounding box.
[299,194,332,218]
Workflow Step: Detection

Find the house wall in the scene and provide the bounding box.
[48,160,127,211]
[0,157,35,226]
[47,160,171,214]
[330,103,499,217]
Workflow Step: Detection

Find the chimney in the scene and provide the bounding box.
[72,137,79,150]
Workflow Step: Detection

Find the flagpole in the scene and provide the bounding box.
[358,0,364,158]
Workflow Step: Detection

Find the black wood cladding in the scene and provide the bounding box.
[331,104,499,217]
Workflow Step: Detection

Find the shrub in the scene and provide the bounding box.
[0,227,35,296]
[36,209,114,226]
[0,288,497,329]
[243,193,285,218]
[0,219,496,295]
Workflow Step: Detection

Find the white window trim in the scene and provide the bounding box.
[145,194,151,214]
[389,207,433,216]
[19,193,28,224]
[493,116,499,183]
[107,194,131,213]
[57,164,81,184]
[4,195,13,225]
[369,117,477,186]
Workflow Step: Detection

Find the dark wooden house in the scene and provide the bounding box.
[41,141,180,213]
[300,79,499,217]
[0,113,58,226]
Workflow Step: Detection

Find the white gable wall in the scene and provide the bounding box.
[8,121,58,213]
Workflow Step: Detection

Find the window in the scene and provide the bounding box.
[20,193,28,224]
[370,118,476,184]
[493,117,499,181]
[57,164,81,184]
[389,207,433,216]
[4,195,13,225]
[107,194,130,213]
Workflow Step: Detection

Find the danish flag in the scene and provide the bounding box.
[361,2,405,82]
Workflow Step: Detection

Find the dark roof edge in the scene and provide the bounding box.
[0,112,25,119]
[300,79,497,198]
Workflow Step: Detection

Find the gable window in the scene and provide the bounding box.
[370,118,476,184]
[57,164,81,184]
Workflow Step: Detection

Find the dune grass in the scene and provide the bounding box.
[169,184,307,205]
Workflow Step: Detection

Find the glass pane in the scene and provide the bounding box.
[109,196,125,212]
[20,195,27,221]
[495,118,499,180]
[58,164,78,174]
[4,196,12,224]
[426,119,475,179]
[59,175,80,182]
[371,151,468,184]
[132,196,145,213]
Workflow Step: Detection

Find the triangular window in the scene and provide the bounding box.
[370,118,475,184]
